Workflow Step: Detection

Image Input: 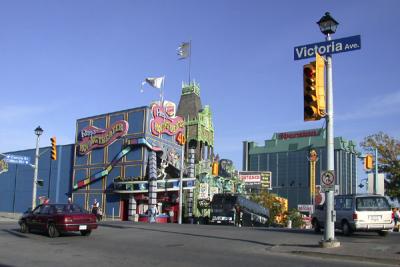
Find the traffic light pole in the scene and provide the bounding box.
[321,33,340,248]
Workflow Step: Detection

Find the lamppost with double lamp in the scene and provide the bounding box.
[32,126,43,209]
[317,12,340,248]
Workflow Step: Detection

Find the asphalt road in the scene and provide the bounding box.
[0,221,399,267]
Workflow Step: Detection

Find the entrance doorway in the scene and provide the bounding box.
[121,199,129,221]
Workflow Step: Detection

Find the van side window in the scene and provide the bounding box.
[344,198,353,210]
[335,198,344,210]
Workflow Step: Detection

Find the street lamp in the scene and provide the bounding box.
[317,12,339,35]
[317,12,340,248]
[32,126,43,209]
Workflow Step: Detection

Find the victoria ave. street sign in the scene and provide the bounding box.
[294,35,361,60]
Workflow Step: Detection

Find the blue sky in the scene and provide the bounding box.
[0,1,399,182]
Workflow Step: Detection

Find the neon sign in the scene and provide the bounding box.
[78,120,129,155]
[150,103,184,139]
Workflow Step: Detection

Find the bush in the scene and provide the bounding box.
[286,209,305,228]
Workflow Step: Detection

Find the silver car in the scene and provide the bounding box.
[312,194,393,236]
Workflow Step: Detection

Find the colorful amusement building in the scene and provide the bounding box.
[0,81,244,223]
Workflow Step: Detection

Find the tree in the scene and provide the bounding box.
[360,132,400,198]
[250,190,287,226]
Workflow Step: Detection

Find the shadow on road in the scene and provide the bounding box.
[100,223,320,249]
[1,229,28,239]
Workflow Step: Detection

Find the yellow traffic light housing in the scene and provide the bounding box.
[50,137,57,161]
[364,154,373,170]
[212,162,219,176]
[303,53,326,121]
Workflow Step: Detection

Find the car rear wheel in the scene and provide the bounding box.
[20,221,29,233]
[80,230,92,236]
[48,223,60,238]
[342,221,352,236]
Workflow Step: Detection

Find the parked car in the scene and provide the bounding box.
[312,194,393,236]
[18,203,97,238]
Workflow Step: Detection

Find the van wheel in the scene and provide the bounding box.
[48,223,60,238]
[312,219,321,233]
[378,230,388,237]
[342,222,352,236]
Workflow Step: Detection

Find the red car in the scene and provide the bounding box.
[18,203,98,238]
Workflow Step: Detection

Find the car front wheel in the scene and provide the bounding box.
[48,223,60,238]
[20,221,29,233]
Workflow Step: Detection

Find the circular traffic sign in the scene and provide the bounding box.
[321,170,335,186]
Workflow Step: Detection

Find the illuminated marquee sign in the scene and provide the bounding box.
[78,120,129,155]
[150,102,185,141]
[278,129,320,140]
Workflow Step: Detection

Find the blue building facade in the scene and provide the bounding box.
[0,145,74,213]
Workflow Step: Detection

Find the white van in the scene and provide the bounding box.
[312,194,394,236]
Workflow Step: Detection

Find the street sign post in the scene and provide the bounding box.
[294,35,361,60]
[3,154,31,165]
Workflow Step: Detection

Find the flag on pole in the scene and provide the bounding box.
[177,42,190,59]
[142,76,165,89]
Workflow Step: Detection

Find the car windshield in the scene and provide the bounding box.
[53,204,86,214]
[356,197,391,211]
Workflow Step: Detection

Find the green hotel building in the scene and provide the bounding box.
[243,128,359,209]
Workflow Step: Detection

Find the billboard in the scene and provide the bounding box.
[239,171,272,190]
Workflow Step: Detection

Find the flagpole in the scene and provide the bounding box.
[188,40,192,84]
[161,76,165,106]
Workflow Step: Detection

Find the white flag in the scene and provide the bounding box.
[142,76,164,89]
[177,42,190,59]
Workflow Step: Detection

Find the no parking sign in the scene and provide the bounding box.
[321,170,335,192]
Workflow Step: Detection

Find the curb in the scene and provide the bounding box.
[290,250,400,266]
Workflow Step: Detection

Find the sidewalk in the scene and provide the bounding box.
[262,228,400,266]
[0,212,21,222]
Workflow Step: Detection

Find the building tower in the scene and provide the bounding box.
[177,81,215,163]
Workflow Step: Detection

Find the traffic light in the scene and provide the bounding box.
[50,137,57,161]
[212,162,219,176]
[303,53,326,121]
[364,154,373,170]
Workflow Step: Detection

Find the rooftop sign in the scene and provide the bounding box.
[278,129,320,140]
[150,102,185,143]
